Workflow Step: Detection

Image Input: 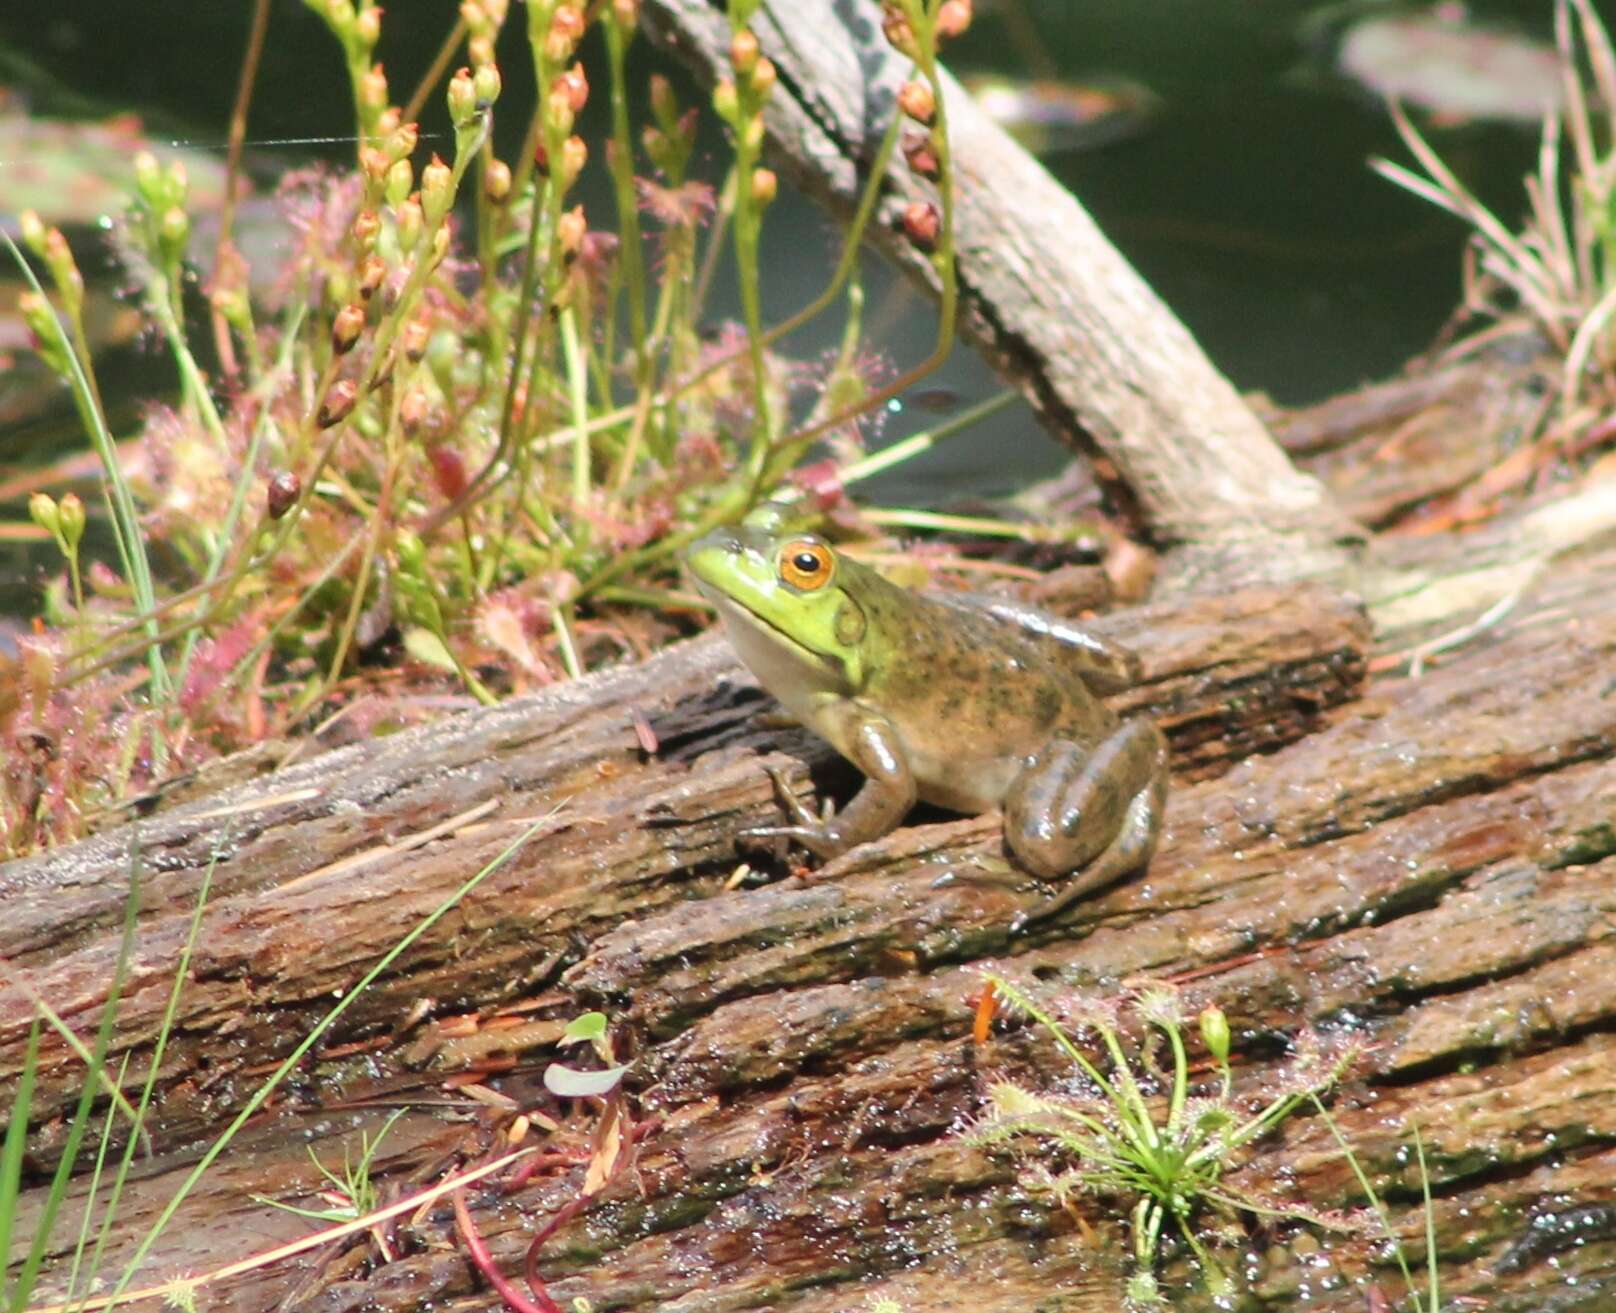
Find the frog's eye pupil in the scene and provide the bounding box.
[793,552,820,573]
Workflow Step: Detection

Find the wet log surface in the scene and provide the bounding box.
[7,541,1616,1312]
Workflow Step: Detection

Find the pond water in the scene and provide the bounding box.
[0,0,1555,589]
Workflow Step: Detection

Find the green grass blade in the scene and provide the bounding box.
[11,846,142,1307]
[0,1020,43,1310]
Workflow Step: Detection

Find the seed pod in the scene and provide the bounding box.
[1199,1005,1231,1065]
[57,493,85,552]
[401,316,431,362]
[749,167,777,206]
[558,64,589,113]
[560,135,589,187]
[898,79,935,124]
[474,62,502,105]
[712,79,739,124]
[352,208,381,250]
[751,57,776,98]
[730,30,759,75]
[360,63,389,112]
[902,129,940,179]
[901,200,940,248]
[937,0,972,38]
[355,5,382,46]
[317,378,359,428]
[557,205,587,258]
[484,158,512,203]
[332,302,367,354]
[267,471,301,519]
[357,254,387,298]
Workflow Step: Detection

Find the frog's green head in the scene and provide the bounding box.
[686,515,870,694]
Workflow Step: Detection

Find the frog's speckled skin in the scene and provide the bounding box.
[686,510,1170,923]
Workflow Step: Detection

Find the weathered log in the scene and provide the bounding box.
[8,541,1616,1311]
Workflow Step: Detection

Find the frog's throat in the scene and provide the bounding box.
[709,592,851,690]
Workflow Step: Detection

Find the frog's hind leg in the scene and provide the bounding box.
[1005,718,1168,932]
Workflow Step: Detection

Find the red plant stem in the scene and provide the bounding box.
[524,1194,590,1308]
[453,1187,555,1313]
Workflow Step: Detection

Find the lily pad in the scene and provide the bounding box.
[1336,10,1564,123]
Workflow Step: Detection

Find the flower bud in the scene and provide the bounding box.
[742,114,765,151]
[430,224,451,265]
[355,3,382,45]
[901,200,940,248]
[649,74,677,126]
[362,145,391,185]
[28,493,60,541]
[360,63,389,113]
[481,0,507,24]
[546,86,576,138]
[560,134,588,188]
[713,79,739,124]
[474,62,502,105]
[558,63,589,113]
[267,470,301,519]
[447,66,478,125]
[420,153,454,227]
[318,378,359,428]
[385,121,419,163]
[898,79,935,124]
[19,292,70,374]
[326,0,355,30]
[730,30,759,75]
[749,167,777,207]
[557,204,587,258]
[1199,1005,1231,1065]
[549,4,585,55]
[937,0,972,38]
[332,302,367,354]
[159,206,190,262]
[353,209,381,251]
[396,197,423,249]
[902,129,940,179]
[18,210,47,256]
[484,158,512,203]
[385,158,414,208]
[468,33,495,68]
[133,151,164,207]
[460,0,485,27]
[57,493,86,552]
[611,0,637,27]
[376,106,402,137]
[751,57,776,98]
[43,230,83,315]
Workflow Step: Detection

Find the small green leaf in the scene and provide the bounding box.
[561,1011,609,1046]
[403,626,457,672]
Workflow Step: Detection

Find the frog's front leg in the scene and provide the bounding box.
[740,707,916,860]
[1004,717,1168,930]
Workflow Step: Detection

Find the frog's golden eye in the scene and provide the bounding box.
[779,539,833,591]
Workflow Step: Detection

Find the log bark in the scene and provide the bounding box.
[8,545,1616,1311]
[638,0,1361,575]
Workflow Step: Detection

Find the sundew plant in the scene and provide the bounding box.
[4,0,977,856]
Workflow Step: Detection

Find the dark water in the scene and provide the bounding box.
[0,0,1553,522]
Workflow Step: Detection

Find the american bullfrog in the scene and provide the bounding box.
[685,507,1169,926]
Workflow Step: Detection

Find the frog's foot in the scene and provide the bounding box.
[737,762,840,861]
[1005,718,1169,934]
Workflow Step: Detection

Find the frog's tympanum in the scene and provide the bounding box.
[686,507,1169,925]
